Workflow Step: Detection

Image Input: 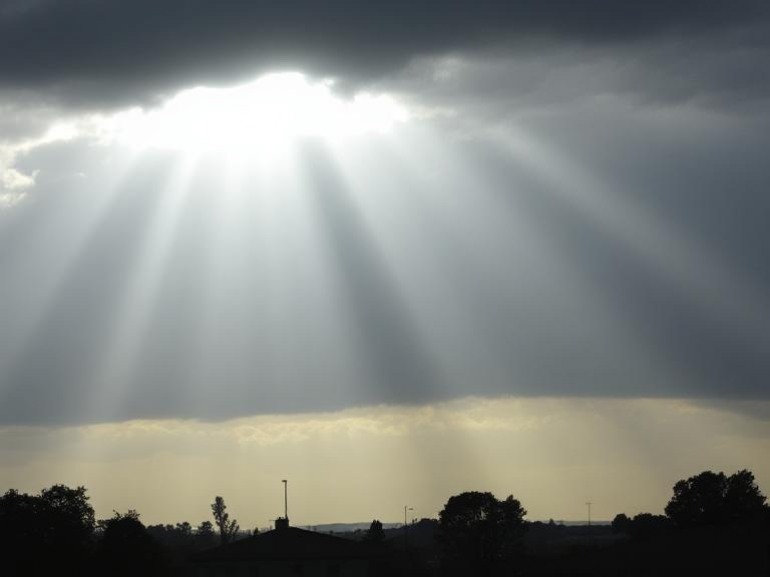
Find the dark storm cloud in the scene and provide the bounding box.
[1,0,769,108]
[388,33,770,125]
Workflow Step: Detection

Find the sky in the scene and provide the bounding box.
[1,1,769,527]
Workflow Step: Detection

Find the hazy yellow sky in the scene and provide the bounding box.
[1,396,768,529]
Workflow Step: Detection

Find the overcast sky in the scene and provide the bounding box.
[1,1,769,430]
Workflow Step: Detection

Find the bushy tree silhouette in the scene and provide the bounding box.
[629,513,672,540]
[96,510,165,576]
[612,512,672,539]
[211,495,240,545]
[0,484,95,574]
[723,469,768,522]
[611,513,631,534]
[665,469,767,527]
[40,484,95,536]
[146,521,208,562]
[364,519,385,543]
[438,491,526,575]
[196,519,217,549]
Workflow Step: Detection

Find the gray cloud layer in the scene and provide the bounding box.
[1,112,769,425]
[2,0,769,108]
[1,1,770,425]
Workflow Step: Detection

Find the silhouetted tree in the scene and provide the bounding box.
[40,484,96,537]
[364,519,386,543]
[438,491,526,575]
[723,469,769,522]
[628,513,672,540]
[666,471,727,526]
[96,510,165,576]
[0,489,45,574]
[665,469,767,527]
[176,521,193,536]
[0,484,95,575]
[611,513,631,534]
[211,495,240,545]
[196,519,217,549]
[40,484,96,569]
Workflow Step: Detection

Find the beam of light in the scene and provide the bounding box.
[0,145,147,406]
[326,127,686,398]
[294,141,491,485]
[104,73,409,157]
[495,126,770,359]
[298,145,443,400]
[7,65,761,428]
[321,131,520,392]
[177,153,362,416]
[80,156,197,420]
[0,71,413,425]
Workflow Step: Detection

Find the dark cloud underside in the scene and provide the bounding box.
[2,0,768,106]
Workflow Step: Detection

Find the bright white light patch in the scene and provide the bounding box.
[109,73,408,153]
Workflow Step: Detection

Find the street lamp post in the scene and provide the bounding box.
[404,506,413,551]
[283,480,288,521]
[586,502,592,527]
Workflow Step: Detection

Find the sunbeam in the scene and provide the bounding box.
[82,155,198,420]
[497,126,770,353]
[299,144,441,399]
[0,146,142,365]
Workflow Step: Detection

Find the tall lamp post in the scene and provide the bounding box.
[283,480,288,521]
[586,502,592,527]
[404,506,413,551]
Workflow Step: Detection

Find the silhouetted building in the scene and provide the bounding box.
[189,518,391,577]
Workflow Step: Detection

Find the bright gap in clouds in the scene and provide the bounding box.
[106,73,409,154]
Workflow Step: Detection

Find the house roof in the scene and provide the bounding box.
[192,527,387,563]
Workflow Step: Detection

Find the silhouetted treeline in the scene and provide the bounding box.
[1,468,768,576]
[0,487,239,576]
[611,512,672,540]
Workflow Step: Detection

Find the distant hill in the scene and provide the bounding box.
[296,520,610,533]
[297,522,401,533]
[536,520,611,526]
